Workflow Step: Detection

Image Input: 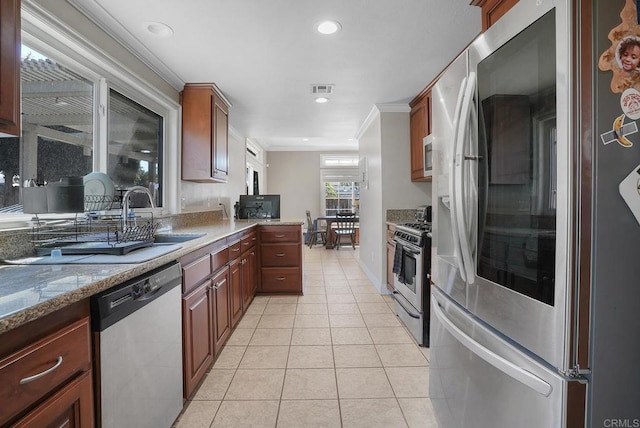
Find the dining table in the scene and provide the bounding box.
[316,214,360,249]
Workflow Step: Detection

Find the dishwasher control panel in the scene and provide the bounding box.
[90,262,182,331]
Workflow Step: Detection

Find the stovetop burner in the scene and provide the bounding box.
[400,222,431,232]
[394,222,432,247]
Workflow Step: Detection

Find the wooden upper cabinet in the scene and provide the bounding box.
[213,97,229,180]
[0,0,21,136]
[409,90,432,182]
[181,83,230,182]
[471,0,519,32]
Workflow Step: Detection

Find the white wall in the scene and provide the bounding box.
[266,150,360,221]
[357,106,432,292]
[180,130,247,218]
[358,114,383,286]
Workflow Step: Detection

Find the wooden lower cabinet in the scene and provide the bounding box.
[259,225,303,294]
[242,247,258,309]
[387,241,396,292]
[229,257,244,328]
[212,267,231,354]
[182,280,214,399]
[261,268,302,293]
[13,370,93,428]
[386,223,396,292]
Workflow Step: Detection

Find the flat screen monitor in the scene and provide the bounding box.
[238,194,281,219]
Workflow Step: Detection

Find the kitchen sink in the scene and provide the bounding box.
[153,232,206,244]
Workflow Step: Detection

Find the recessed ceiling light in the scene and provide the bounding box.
[145,21,174,38]
[302,138,309,141]
[314,97,329,104]
[315,20,341,35]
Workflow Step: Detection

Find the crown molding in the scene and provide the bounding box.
[66,0,185,91]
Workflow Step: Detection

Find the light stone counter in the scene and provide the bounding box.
[0,218,303,334]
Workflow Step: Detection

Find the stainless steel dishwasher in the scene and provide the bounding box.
[91,262,183,428]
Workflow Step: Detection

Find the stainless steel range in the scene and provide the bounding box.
[391,207,432,346]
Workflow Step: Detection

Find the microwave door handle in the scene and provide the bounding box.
[449,76,468,283]
[454,71,477,285]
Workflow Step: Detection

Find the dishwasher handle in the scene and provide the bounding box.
[91,262,182,331]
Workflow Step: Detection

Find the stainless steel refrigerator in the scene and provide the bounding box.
[429,0,640,426]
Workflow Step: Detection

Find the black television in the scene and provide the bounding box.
[238,194,281,219]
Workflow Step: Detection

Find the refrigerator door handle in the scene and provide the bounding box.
[431,294,553,397]
[449,76,468,282]
[453,71,477,285]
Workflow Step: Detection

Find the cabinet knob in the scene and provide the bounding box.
[275,253,285,257]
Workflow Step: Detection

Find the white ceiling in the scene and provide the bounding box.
[68,0,481,151]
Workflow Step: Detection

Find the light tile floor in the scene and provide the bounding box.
[174,246,439,428]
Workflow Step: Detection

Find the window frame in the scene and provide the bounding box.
[6,2,181,218]
[319,153,360,217]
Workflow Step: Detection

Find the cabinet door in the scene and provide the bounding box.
[183,281,214,399]
[12,370,93,428]
[241,249,258,309]
[410,93,431,182]
[181,85,214,181]
[249,248,259,296]
[0,0,20,136]
[212,267,231,356]
[213,96,229,181]
[471,0,520,31]
[386,241,395,293]
[229,258,244,328]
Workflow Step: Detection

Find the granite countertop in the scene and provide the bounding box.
[0,218,303,334]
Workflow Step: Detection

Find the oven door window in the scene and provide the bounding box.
[400,252,417,293]
[476,9,556,306]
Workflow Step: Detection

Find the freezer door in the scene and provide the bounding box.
[432,50,469,308]
[429,288,567,428]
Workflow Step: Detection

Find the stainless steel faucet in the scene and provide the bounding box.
[121,186,155,229]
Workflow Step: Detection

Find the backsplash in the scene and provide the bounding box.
[386,209,418,224]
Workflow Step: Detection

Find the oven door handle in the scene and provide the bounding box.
[392,239,421,255]
[392,292,421,319]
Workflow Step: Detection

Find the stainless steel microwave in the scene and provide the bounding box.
[423,134,433,177]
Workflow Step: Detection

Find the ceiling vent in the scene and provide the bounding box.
[311,84,335,95]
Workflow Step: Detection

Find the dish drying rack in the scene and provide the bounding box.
[84,194,122,212]
[31,195,161,256]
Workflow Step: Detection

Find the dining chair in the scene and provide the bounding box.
[306,210,326,247]
[334,211,356,250]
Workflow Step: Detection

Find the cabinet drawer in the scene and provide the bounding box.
[183,254,211,294]
[261,268,302,293]
[261,244,300,267]
[241,232,258,251]
[228,240,242,259]
[0,318,91,426]
[260,227,300,243]
[211,246,229,273]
